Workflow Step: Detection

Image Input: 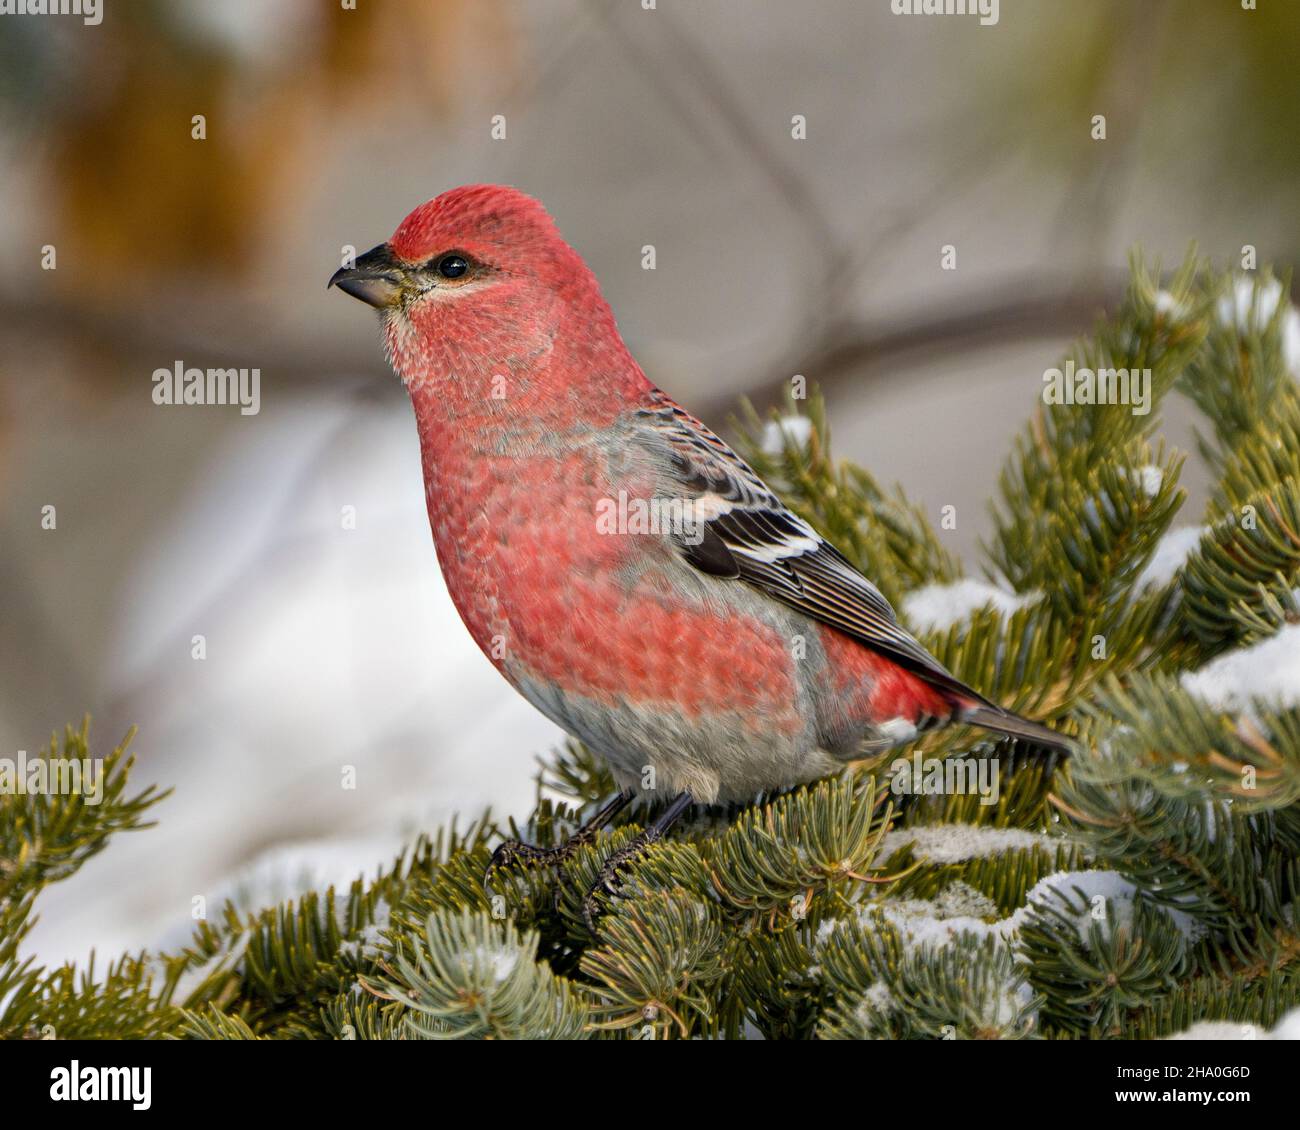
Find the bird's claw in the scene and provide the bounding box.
[581,833,654,936]
[483,838,573,887]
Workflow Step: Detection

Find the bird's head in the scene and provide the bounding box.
[330,184,622,393]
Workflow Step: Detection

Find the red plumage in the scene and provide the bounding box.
[333,183,1071,809]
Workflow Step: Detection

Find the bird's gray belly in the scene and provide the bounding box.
[509,668,840,805]
[494,557,888,804]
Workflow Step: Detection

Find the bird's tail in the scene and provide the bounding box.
[960,704,1078,755]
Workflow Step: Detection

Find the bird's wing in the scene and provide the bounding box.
[629,401,992,706]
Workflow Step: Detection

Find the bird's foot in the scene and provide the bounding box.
[581,830,658,935]
[483,836,582,886]
[484,793,634,888]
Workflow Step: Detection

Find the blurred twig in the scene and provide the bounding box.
[0,270,1126,419]
[688,270,1131,421]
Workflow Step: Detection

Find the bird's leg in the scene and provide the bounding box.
[582,791,694,934]
[485,789,633,883]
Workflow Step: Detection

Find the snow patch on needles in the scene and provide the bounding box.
[820,869,1206,952]
[336,899,391,961]
[817,882,1011,953]
[1017,869,1206,947]
[1167,1006,1300,1041]
[856,980,897,1016]
[165,933,251,1006]
[1181,622,1300,713]
[820,882,1036,1030]
[1268,1007,1300,1040]
[817,867,1212,1035]
[877,824,1061,865]
[1216,275,1300,376]
[815,881,1008,951]
[1133,464,1164,498]
[760,415,813,455]
[903,578,1038,633]
[1135,525,1206,591]
[1154,289,1190,320]
[466,943,521,984]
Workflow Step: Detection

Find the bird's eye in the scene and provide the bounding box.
[437,255,469,279]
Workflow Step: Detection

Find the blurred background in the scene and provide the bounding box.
[2,0,1298,965]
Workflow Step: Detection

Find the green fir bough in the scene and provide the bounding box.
[4,258,1300,1040]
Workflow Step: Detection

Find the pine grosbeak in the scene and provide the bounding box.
[329,185,1070,925]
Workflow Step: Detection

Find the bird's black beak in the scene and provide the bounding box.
[328,243,404,308]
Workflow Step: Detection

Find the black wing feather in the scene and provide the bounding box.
[631,403,994,707]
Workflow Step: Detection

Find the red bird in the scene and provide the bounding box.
[329,184,1070,926]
